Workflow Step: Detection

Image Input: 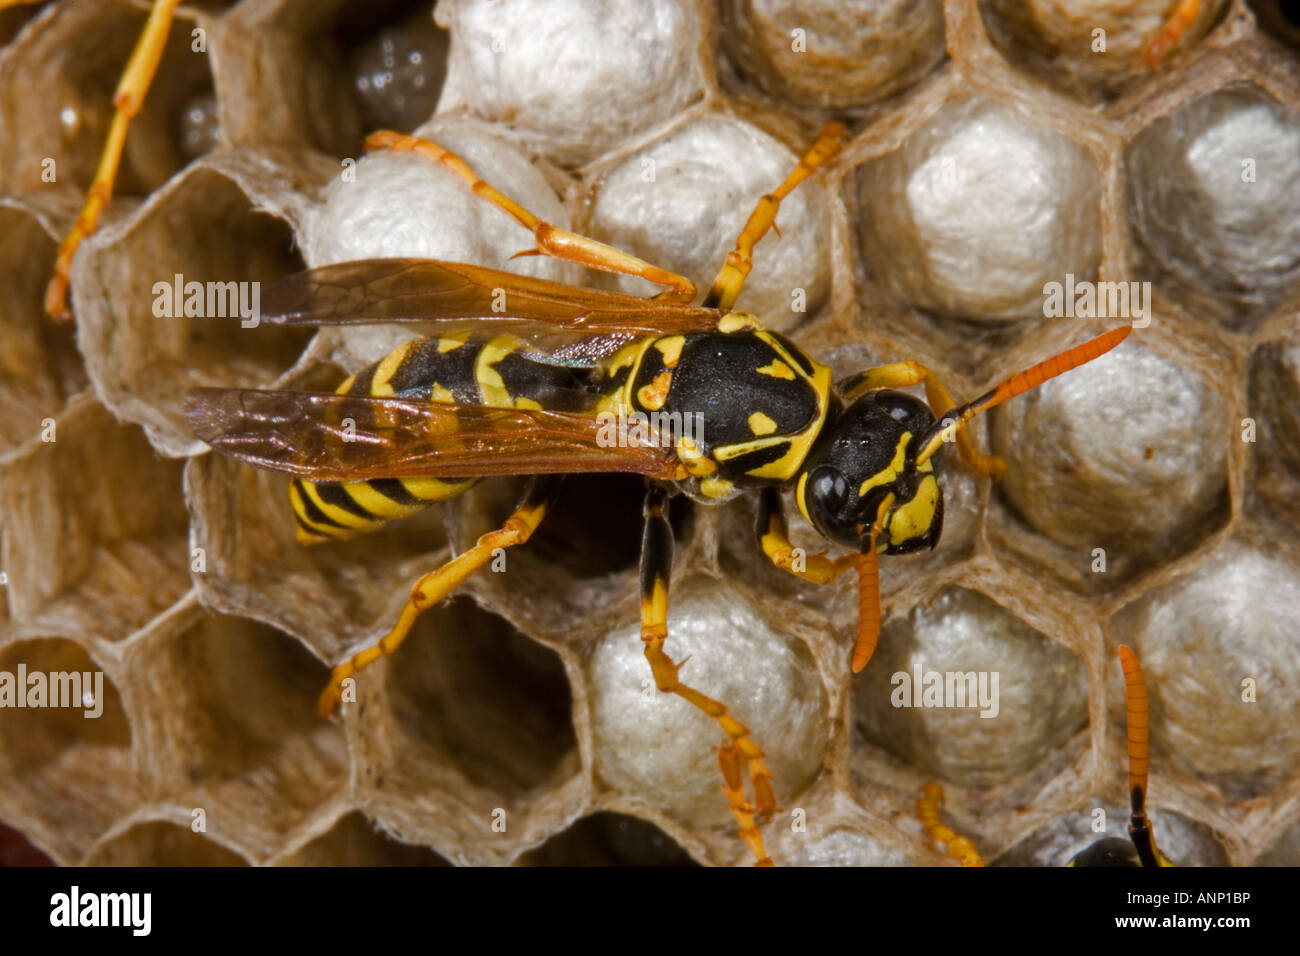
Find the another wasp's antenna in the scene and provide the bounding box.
[914,326,1132,468]
[1119,644,1166,867]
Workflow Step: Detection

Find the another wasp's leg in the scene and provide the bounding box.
[917,783,986,867]
[840,361,1006,478]
[41,0,183,320]
[364,130,696,302]
[755,488,856,585]
[1141,0,1201,67]
[317,478,555,718]
[640,483,776,867]
[703,122,847,311]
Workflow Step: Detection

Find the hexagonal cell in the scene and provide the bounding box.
[83,819,249,866]
[1246,331,1300,528]
[715,0,947,110]
[988,336,1230,593]
[74,163,309,458]
[353,597,581,864]
[0,636,134,864]
[1110,533,1300,798]
[1248,0,1300,50]
[854,96,1102,324]
[305,113,570,282]
[779,826,914,867]
[435,0,708,168]
[217,0,448,157]
[184,395,454,665]
[519,811,698,866]
[1256,820,1300,865]
[0,0,214,195]
[1125,84,1300,330]
[0,820,56,866]
[854,587,1088,788]
[452,474,692,644]
[279,811,451,865]
[0,196,85,456]
[125,603,347,860]
[979,0,1230,101]
[586,579,829,828]
[0,398,189,641]
[996,800,1230,866]
[582,113,834,329]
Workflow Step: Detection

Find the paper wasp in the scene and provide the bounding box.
[918,645,1172,867]
[16,1,1144,866]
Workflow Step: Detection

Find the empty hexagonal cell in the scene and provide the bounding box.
[0,196,85,455]
[854,587,1088,788]
[184,409,454,665]
[0,0,213,195]
[1249,0,1300,49]
[1246,332,1300,528]
[436,0,707,167]
[280,811,451,865]
[0,636,134,864]
[1111,535,1300,797]
[716,0,946,110]
[519,811,698,866]
[0,398,189,641]
[84,819,248,866]
[583,114,834,328]
[452,474,691,643]
[305,113,569,283]
[1125,84,1300,329]
[74,163,309,457]
[979,0,1229,100]
[855,96,1101,323]
[996,799,1229,866]
[218,0,447,156]
[988,337,1229,591]
[587,580,829,828]
[352,597,580,863]
[125,603,346,859]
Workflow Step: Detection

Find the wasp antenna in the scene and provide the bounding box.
[915,326,1132,467]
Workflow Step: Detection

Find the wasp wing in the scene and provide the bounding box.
[186,387,682,482]
[258,258,721,365]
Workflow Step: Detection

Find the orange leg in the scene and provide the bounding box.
[704,122,847,311]
[366,130,697,302]
[1141,0,1202,67]
[917,783,985,867]
[316,481,551,717]
[41,0,183,320]
[642,485,776,866]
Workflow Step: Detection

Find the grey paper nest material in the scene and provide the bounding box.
[0,0,1299,867]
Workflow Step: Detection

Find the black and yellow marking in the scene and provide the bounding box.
[291,332,589,543]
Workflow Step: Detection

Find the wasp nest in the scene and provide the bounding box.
[1,0,1298,867]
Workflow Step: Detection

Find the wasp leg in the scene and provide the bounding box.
[316,477,555,718]
[917,783,986,867]
[1142,0,1201,67]
[840,361,1007,478]
[39,0,182,320]
[640,484,776,867]
[364,130,696,302]
[754,488,857,585]
[703,122,847,311]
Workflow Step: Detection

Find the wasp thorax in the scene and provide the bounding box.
[796,390,944,553]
